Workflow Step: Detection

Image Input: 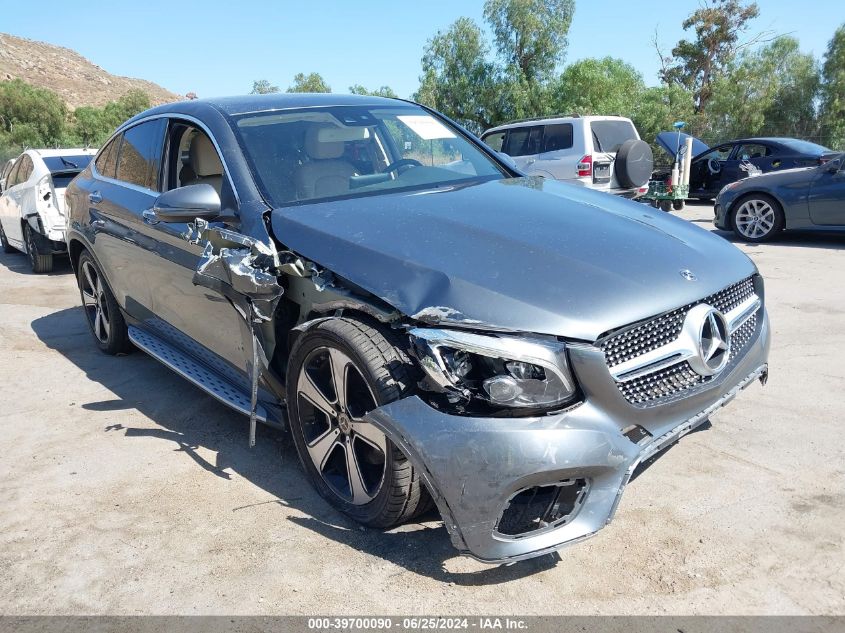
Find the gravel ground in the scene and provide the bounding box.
[0,202,843,615]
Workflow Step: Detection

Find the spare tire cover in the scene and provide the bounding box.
[615,139,654,189]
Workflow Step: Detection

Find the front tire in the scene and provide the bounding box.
[24,224,53,273]
[731,194,784,242]
[287,317,430,528]
[77,251,131,355]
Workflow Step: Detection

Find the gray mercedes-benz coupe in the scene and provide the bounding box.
[64,94,770,563]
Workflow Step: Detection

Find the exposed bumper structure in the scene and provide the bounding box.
[366,309,770,563]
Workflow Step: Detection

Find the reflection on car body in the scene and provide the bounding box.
[64,94,770,562]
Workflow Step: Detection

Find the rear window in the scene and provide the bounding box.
[43,155,93,173]
[778,139,831,155]
[590,120,637,153]
[542,124,573,152]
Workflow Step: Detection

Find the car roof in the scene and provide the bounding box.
[483,115,632,135]
[25,148,97,158]
[124,93,408,126]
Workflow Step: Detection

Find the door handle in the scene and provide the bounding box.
[91,219,105,229]
[142,209,159,225]
[88,191,102,204]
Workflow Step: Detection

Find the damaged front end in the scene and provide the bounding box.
[362,311,770,563]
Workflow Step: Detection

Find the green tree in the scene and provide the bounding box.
[251,79,280,94]
[416,17,501,132]
[0,79,68,151]
[660,0,760,114]
[349,84,399,98]
[550,57,645,116]
[484,0,574,82]
[286,72,331,93]
[707,37,820,140]
[415,0,574,132]
[820,25,845,149]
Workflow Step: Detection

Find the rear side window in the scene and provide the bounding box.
[96,136,121,179]
[736,144,771,160]
[116,119,166,191]
[15,155,34,184]
[542,124,573,152]
[590,120,637,153]
[483,131,506,152]
[502,126,543,157]
[6,159,23,187]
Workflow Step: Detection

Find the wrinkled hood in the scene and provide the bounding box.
[656,131,709,160]
[271,178,756,341]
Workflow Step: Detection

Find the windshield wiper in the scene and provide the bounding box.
[60,157,79,169]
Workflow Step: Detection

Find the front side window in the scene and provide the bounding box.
[735,144,771,160]
[699,145,733,162]
[116,119,166,190]
[232,104,506,205]
[482,131,506,152]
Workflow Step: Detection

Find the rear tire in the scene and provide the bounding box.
[77,251,131,355]
[24,224,53,273]
[0,221,16,254]
[287,317,431,528]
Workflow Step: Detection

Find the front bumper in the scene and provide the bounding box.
[365,309,770,563]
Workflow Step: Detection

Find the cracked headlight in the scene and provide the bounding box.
[409,328,577,410]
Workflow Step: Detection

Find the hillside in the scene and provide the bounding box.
[0,33,180,109]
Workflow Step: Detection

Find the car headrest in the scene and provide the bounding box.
[190,133,223,177]
[304,125,348,160]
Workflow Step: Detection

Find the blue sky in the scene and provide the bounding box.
[2,0,841,100]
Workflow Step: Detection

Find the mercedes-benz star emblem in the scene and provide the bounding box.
[699,309,730,373]
[682,304,731,377]
[680,269,697,281]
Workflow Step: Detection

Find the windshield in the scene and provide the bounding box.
[232,105,506,206]
[43,155,93,172]
[779,139,831,155]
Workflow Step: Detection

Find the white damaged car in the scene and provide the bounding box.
[0,148,96,272]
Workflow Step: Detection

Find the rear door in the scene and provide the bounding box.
[0,158,25,248]
[501,125,544,172]
[808,160,845,226]
[536,123,575,179]
[86,120,166,314]
[723,142,775,183]
[1,154,34,246]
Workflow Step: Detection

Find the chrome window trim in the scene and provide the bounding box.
[90,113,241,205]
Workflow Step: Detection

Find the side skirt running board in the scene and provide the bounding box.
[128,325,268,423]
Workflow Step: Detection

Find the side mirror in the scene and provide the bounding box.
[152,184,221,223]
[496,151,517,170]
[826,160,842,174]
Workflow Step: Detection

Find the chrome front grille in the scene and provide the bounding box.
[600,277,759,406]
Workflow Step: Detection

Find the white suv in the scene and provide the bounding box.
[482,115,653,197]
[0,148,96,272]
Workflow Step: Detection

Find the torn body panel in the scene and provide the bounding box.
[365,312,770,562]
[186,218,285,445]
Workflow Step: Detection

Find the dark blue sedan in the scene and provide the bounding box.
[714,153,845,241]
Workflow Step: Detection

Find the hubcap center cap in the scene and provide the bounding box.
[337,413,352,435]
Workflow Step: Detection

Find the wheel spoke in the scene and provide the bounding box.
[328,348,349,412]
[351,421,387,455]
[307,428,340,470]
[344,441,373,504]
[81,288,97,305]
[83,264,96,294]
[297,371,336,418]
[94,309,103,340]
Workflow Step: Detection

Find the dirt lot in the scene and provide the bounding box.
[1,202,843,615]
